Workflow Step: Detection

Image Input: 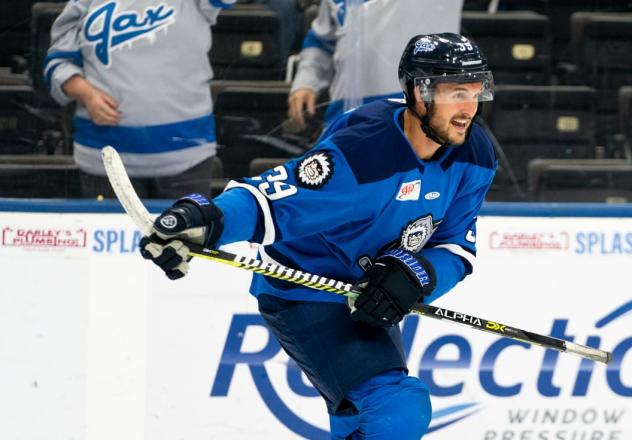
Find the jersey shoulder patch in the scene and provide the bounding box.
[295,152,334,189]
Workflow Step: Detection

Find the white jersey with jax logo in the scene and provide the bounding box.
[292,0,463,121]
[45,0,236,177]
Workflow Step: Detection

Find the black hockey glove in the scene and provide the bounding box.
[350,249,435,327]
[140,193,223,280]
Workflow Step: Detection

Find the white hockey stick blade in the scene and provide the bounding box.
[102,146,155,236]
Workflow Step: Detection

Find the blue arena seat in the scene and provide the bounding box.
[571,12,632,147]
[461,11,552,85]
[528,158,632,202]
[485,85,597,184]
[0,154,81,198]
[0,85,38,154]
[213,80,301,178]
[498,0,632,63]
[210,4,285,80]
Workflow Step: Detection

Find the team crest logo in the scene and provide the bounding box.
[84,2,176,66]
[400,215,435,252]
[296,152,334,189]
[414,39,437,55]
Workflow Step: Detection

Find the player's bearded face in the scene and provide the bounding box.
[427,82,482,146]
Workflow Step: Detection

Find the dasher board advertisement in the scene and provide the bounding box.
[0,211,630,440]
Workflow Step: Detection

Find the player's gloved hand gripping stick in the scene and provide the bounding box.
[351,249,436,327]
[139,193,224,280]
[102,146,612,365]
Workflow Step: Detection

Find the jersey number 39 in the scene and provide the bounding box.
[257,166,298,200]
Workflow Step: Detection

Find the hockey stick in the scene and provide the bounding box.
[101,146,612,364]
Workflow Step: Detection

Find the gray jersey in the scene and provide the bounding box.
[291,0,463,121]
[46,0,236,177]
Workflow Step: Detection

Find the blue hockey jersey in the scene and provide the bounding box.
[214,99,497,304]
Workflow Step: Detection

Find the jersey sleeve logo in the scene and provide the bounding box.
[295,152,334,190]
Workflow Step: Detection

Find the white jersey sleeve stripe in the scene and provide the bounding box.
[258,245,282,267]
[431,244,476,267]
[225,180,276,245]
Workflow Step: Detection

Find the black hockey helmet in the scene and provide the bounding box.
[398,33,494,106]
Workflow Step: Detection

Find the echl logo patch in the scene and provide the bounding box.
[400,215,435,253]
[295,152,334,189]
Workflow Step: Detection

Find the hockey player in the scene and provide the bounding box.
[45,0,236,197]
[141,33,497,439]
[288,0,463,128]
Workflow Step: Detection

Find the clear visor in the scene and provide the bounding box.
[414,71,494,104]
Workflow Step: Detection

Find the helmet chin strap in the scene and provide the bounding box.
[407,100,450,147]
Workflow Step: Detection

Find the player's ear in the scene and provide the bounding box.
[413,86,427,116]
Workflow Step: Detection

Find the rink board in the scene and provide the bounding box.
[0,205,631,439]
